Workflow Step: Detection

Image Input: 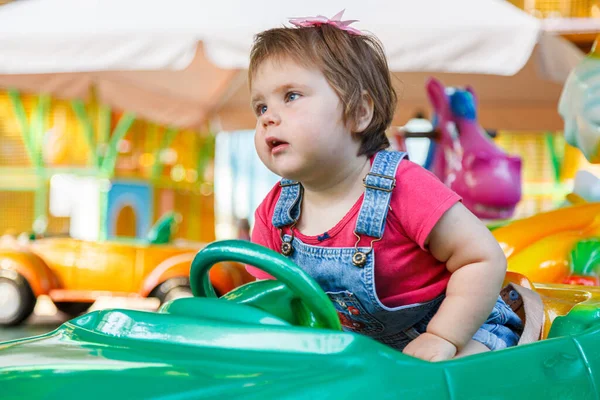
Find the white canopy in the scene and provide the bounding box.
[0,0,583,131]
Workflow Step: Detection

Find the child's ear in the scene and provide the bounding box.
[354,91,375,132]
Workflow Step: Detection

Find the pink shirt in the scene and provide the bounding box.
[248,159,461,307]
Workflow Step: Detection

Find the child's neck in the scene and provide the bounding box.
[296,155,371,236]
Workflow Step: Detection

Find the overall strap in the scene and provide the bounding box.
[355,151,407,239]
[272,179,303,228]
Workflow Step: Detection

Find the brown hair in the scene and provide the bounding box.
[249,25,396,157]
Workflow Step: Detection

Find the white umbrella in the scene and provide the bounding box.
[0,0,583,130]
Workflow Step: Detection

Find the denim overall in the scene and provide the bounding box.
[272,150,522,351]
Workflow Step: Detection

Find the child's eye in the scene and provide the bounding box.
[285,92,301,102]
[256,104,267,116]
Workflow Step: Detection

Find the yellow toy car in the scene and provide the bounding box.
[0,213,253,326]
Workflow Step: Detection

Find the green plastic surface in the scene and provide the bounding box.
[570,239,600,276]
[549,302,600,338]
[1,240,600,399]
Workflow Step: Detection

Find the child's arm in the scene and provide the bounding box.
[403,202,507,361]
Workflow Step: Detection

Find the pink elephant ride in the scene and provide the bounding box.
[420,77,522,221]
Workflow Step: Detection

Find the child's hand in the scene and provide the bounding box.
[402,332,457,362]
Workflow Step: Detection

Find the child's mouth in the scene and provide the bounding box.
[267,139,289,153]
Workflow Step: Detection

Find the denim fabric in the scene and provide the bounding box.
[406,294,523,351]
[272,179,302,228]
[271,150,522,351]
[472,296,523,350]
[355,151,407,238]
[284,236,442,349]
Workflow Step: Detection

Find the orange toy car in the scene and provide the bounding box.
[0,214,253,326]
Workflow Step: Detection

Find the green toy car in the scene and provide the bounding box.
[1,240,600,399]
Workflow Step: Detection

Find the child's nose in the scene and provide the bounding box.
[261,109,281,127]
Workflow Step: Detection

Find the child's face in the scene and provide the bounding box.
[251,57,358,182]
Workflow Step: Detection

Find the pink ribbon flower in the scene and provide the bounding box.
[289,9,362,35]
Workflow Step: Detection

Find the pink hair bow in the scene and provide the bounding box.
[289,9,362,35]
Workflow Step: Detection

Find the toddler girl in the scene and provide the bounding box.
[246,11,522,361]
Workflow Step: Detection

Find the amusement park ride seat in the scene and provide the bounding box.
[501,271,600,342]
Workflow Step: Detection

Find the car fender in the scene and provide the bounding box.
[0,250,58,296]
[141,253,253,297]
[140,253,196,297]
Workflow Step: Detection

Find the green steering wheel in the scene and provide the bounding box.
[190,240,342,331]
